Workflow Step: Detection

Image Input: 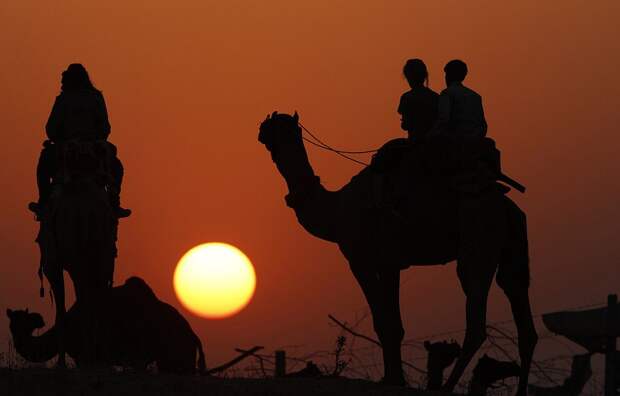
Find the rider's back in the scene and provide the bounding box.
[398,86,439,139]
[437,82,487,139]
[46,89,110,142]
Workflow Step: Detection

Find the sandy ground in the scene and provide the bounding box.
[0,368,458,396]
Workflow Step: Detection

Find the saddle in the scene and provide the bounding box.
[365,137,524,265]
[370,136,524,200]
[29,139,120,222]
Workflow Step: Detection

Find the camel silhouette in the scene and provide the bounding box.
[258,112,538,395]
[528,353,592,395]
[35,140,119,366]
[424,340,461,390]
[7,277,205,373]
[469,354,521,395]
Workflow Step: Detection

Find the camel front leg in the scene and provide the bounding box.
[69,270,106,366]
[351,264,405,385]
[48,270,66,368]
[378,269,405,385]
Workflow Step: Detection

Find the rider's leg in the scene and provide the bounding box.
[108,146,131,218]
[30,144,54,218]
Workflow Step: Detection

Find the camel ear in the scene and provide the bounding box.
[271,111,278,118]
[293,111,299,123]
[6,309,13,318]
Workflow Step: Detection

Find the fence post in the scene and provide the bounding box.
[605,294,617,396]
[275,350,286,377]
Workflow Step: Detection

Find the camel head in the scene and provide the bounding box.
[424,340,461,370]
[6,309,45,336]
[472,354,520,385]
[258,111,301,153]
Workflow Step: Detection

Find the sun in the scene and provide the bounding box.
[173,242,256,319]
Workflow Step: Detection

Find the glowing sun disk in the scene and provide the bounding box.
[174,243,256,319]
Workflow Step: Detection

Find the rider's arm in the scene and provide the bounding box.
[94,92,111,140]
[479,98,488,137]
[45,95,63,141]
[398,93,409,132]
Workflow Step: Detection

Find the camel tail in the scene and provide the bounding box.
[496,196,530,293]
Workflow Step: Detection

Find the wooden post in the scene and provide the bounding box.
[275,350,286,377]
[605,294,617,396]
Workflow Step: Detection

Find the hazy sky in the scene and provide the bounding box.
[1,1,619,376]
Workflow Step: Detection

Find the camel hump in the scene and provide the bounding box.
[123,276,157,300]
[370,138,410,173]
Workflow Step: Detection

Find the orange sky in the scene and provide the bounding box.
[1,1,619,373]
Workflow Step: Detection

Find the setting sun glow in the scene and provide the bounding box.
[173,243,256,319]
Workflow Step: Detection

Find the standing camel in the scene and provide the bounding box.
[258,112,537,395]
[36,139,119,367]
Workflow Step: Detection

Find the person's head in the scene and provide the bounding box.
[61,63,98,92]
[444,59,467,86]
[403,58,428,88]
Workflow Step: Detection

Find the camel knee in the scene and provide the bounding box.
[373,320,404,344]
[519,330,538,357]
[463,330,487,355]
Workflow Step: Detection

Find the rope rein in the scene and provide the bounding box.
[298,122,378,166]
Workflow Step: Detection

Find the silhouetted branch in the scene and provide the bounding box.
[235,350,275,365]
[328,314,381,347]
[327,314,426,374]
[486,335,516,362]
[487,325,558,386]
[234,348,269,378]
[207,346,263,374]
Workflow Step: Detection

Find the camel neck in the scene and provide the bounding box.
[11,327,58,363]
[272,137,318,197]
[426,366,445,390]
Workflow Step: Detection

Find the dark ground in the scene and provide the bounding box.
[0,368,457,396]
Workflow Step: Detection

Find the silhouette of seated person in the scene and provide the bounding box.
[430,59,487,139]
[371,59,440,210]
[377,59,501,207]
[29,64,131,219]
[397,58,439,141]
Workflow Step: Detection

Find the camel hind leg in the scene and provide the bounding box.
[496,203,537,396]
[442,255,497,392]
[46,269,67,368]
[500,286,537,396]
[443,196,502,392]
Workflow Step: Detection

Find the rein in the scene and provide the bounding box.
[298,121,378,166]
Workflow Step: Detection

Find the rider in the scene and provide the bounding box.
[29,63,131,219]
[397,59,439,141]
[430,59,487,139]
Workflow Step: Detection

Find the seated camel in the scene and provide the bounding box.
[528,353,592,395]
[469,354,521,395]
[424,340,461,390]
[7,276,205,373]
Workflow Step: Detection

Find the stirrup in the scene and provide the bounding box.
[28,202,43,221]
[28,202,39,213]
[115,207,132,218]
